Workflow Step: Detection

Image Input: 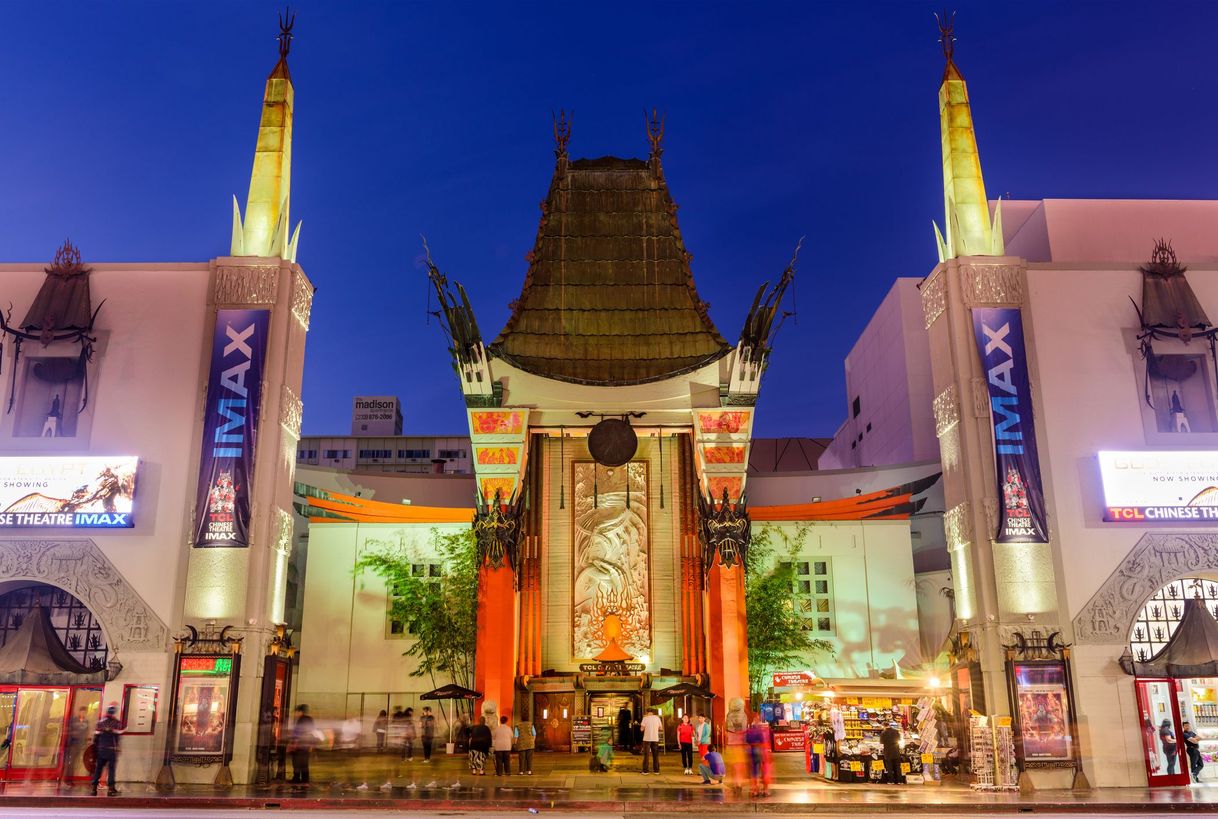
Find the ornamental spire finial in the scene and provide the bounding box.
[935,10,956,62]
[278,7,296,60]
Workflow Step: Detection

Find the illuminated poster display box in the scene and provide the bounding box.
[0,456,138,528]
[1099,451,1218,522]
[172,655,235,760]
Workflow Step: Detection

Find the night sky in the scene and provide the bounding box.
[2,2,1217,439]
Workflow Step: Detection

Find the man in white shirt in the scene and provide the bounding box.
[639,708,663,774]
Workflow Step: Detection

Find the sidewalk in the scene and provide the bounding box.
[0,749,1213,813]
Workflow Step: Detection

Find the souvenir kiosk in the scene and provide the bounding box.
[0,601,107,782]
[1121,597,1218,787]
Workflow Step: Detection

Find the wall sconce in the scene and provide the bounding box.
[542,708,549,720]
[105,654,124,682]
[561,707,568,719]
[676,707,683,719]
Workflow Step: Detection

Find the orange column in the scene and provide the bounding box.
[706,555,749,737]
[475,562,517,719]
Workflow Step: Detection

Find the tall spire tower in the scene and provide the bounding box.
[933,13,1002,262]
[231,9,301,261]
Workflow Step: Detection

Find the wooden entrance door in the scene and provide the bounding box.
[534,692,573,751]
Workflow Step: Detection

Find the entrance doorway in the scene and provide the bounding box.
[1135,678,1189,787]
[533,692,574,751]
[0,685,101,782]
[587,692,637,748]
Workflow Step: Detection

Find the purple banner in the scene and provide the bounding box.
[971,307,1049,544]
[192,309,270,548]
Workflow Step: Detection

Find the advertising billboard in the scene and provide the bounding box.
[1099,450,1218,522]
[192,309,270,547]
[0,456,138,527]
[351,396,402,436]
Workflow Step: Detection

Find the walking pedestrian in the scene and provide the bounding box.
[373,710,388,753]
[677,713,695,774]
[492,715,513,776]
[514,714,536,775]
[63,707,90,780]
[468,716,492,775]
[402,707,417,761]
[1183,720,1205,781]
[289,704,318,786]
[420,706,436,762]
[640,708,663,774]
[880,721,904,785]
[746,716,774,796]
[89,705,122,796]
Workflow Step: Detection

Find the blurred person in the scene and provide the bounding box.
[420,706,436,762]
[289,705,318,786]
[492,715,513,776]
[880,721,904,785]
[593,733,614,772]
[373,710,388,753]
[89,705,122,796]
[63,706,90,782]
[402,707,417,762]
[745,716,772,796]
[468,716,492,775]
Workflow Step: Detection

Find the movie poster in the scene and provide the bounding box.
[192,309,270,548]
[971,307,1050,543]
[1014,662,1072,762]
[174,656,234,756]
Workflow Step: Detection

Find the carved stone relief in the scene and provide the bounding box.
[1073,533,1218,644]
[922,272,946,330]
[970,377,991,418]
[960,263,1024,307]
[274,508,293,556]
[0,539,168,651]
[944,501,972,552]
[982,496,999,534]
[280,384,303,440]
[291,271,314,330]
[933,384,959,438]
[214,265,280,305]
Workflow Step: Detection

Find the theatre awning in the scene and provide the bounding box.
[0,604,106,685]
[1120,597,1218,678]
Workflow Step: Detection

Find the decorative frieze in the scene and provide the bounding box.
[0,539,169,651]
[944,502,972,552]
[214,265,280,305]
[274,508,293,556]
[982,496,1000,534]
[960,263,1024,307]
[280,384,303,440]
[1074,533,1218,644]
[933,384,960,438]
[970,377,991,418]
[938,426,961,472]
[291,270,314,330]
[922,272,947,329]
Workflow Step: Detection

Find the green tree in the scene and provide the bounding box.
[745,523,834,700]
[354,527,479,710]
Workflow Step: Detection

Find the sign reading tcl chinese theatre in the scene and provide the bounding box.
[971,307,1050,543]
[192,309,269,548]
[1099,451,1218,522]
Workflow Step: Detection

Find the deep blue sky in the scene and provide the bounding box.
[3,2,1218,438]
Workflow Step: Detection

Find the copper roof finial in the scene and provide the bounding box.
[553,109,572,158]
[278,6,296,60]
[646,108,665,159]
[935,9,956,62]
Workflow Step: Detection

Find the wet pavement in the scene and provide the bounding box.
[0,750,1213,812]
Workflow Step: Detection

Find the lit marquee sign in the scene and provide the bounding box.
[0,456,137,528]
[1099,451,1218,522]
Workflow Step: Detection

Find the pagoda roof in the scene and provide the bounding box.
[489,155,730,386]
[0,603,105,685]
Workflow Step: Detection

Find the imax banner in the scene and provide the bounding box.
[192,309,270,548]
[971,307,1049,544]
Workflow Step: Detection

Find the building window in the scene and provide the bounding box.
[852,397,861,418]
[296,449,318,460]
[437,449,467,459]
[398,449,432,459]
[791,559,834,634]
[323,449,351,460]
[1129,577,1218,662]
[358,449,393,459]
[0,583,108,670]
[386,563,443,638]
[13,357,84,438]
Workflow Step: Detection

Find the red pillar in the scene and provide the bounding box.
[474,562,517,719]
[706,555,749,740]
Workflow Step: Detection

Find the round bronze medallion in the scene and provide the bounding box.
[587,418,637,467]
